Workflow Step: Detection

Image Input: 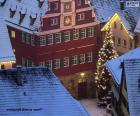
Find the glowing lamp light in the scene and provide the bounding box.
[80,72,85,77]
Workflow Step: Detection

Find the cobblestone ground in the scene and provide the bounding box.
[79,99,111,116]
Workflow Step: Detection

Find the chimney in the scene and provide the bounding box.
[16,65,23,86]
[120,0,125,10]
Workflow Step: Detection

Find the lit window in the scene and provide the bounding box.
[64,31,70,42]
[80,54,85,64]
[88,27,94,37]
[77,13,85,21]
[47,34,53,45]
[54,59,60,69]
[80,28,86,39]
[40,36,46,46]
[72,55,78,65]
[46,60,52,70]
[64,2,71,12]
[73,29,79,40]
[50,18,58,26]
[64,57,69,67]
[11,30,16,38]
[87,52,93,62]
[55,32,61,44]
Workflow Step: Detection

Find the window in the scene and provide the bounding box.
[73,29,79,40]
[80,28,86,39]
[64,2,71,12]
[77,0,82,6]
[64,31,70,42]
[88,27,94,37]
[26,34,31,44]
[40,36,46,46]
[55,32,61,44]
[46,60,52,70]
[121,24,123,30]
[54,59,60,69]
[54,3,58,11]
[114,22,117,29]
[117,38,121,45]
[87,52,93,62]
[11,30,16,38]
[80,54,85,64]
[123,40,127,47]
[63,57,69,67]
[77,13,85,21]
[31,36,35,46]
[72,55,78,65]
[50,18,58,26]
[47,34,53,45]
[39,61,45,67]
[22,32,26,43]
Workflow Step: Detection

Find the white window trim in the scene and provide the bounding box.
[80,54,85,64]
[64,31,70,42]
[77,13,85,21]
[51,18,58,26]
[47,34,53,45]
[81,28,86,39]
[88,27,94,37]
[72,55,78,65]
[64,57,69,67]
[87,52,93,62]
[40,36,46,46]
[46,60,52,70]
[54,59,60,69]
[73,29,79,40]
[55,32,61,44]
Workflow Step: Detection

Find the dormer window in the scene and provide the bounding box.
[9,5,17,18]
[19,8,27,24]
[38,0,44,8]
[50,18,58,26]
[0,0,7,6]
[30,13,37,25]
[77,13,85,21]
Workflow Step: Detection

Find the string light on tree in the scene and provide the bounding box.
[95,27,118,100]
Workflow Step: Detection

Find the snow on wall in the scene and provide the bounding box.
[0,67,89,116]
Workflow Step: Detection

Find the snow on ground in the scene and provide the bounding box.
[80,99,111,116]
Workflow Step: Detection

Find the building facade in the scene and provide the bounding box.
[36,0,99,99]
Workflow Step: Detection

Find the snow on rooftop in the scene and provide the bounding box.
[0,67,89,116]
[0,16,15,62]
[0,0,48,33]
[106,47,140,85]
[92,0,140,32]
[124,59,140,116]
[135,17,140,33]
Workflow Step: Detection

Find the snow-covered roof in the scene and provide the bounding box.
[0,0,48,33]
[135,17,140,33]
[124,59,140,116]
[106,47,140,85]
[0,67,89,116]
[92,0,140,32]
[0,16,15,62]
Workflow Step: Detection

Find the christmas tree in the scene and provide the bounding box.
[95,28,118,100]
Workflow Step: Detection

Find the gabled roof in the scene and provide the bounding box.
[0,67,89,116]
[92,0,140,33]
[124,59,140,116]
[0,0,48,33]
[106,47,140,85]
[0,16,15,62]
